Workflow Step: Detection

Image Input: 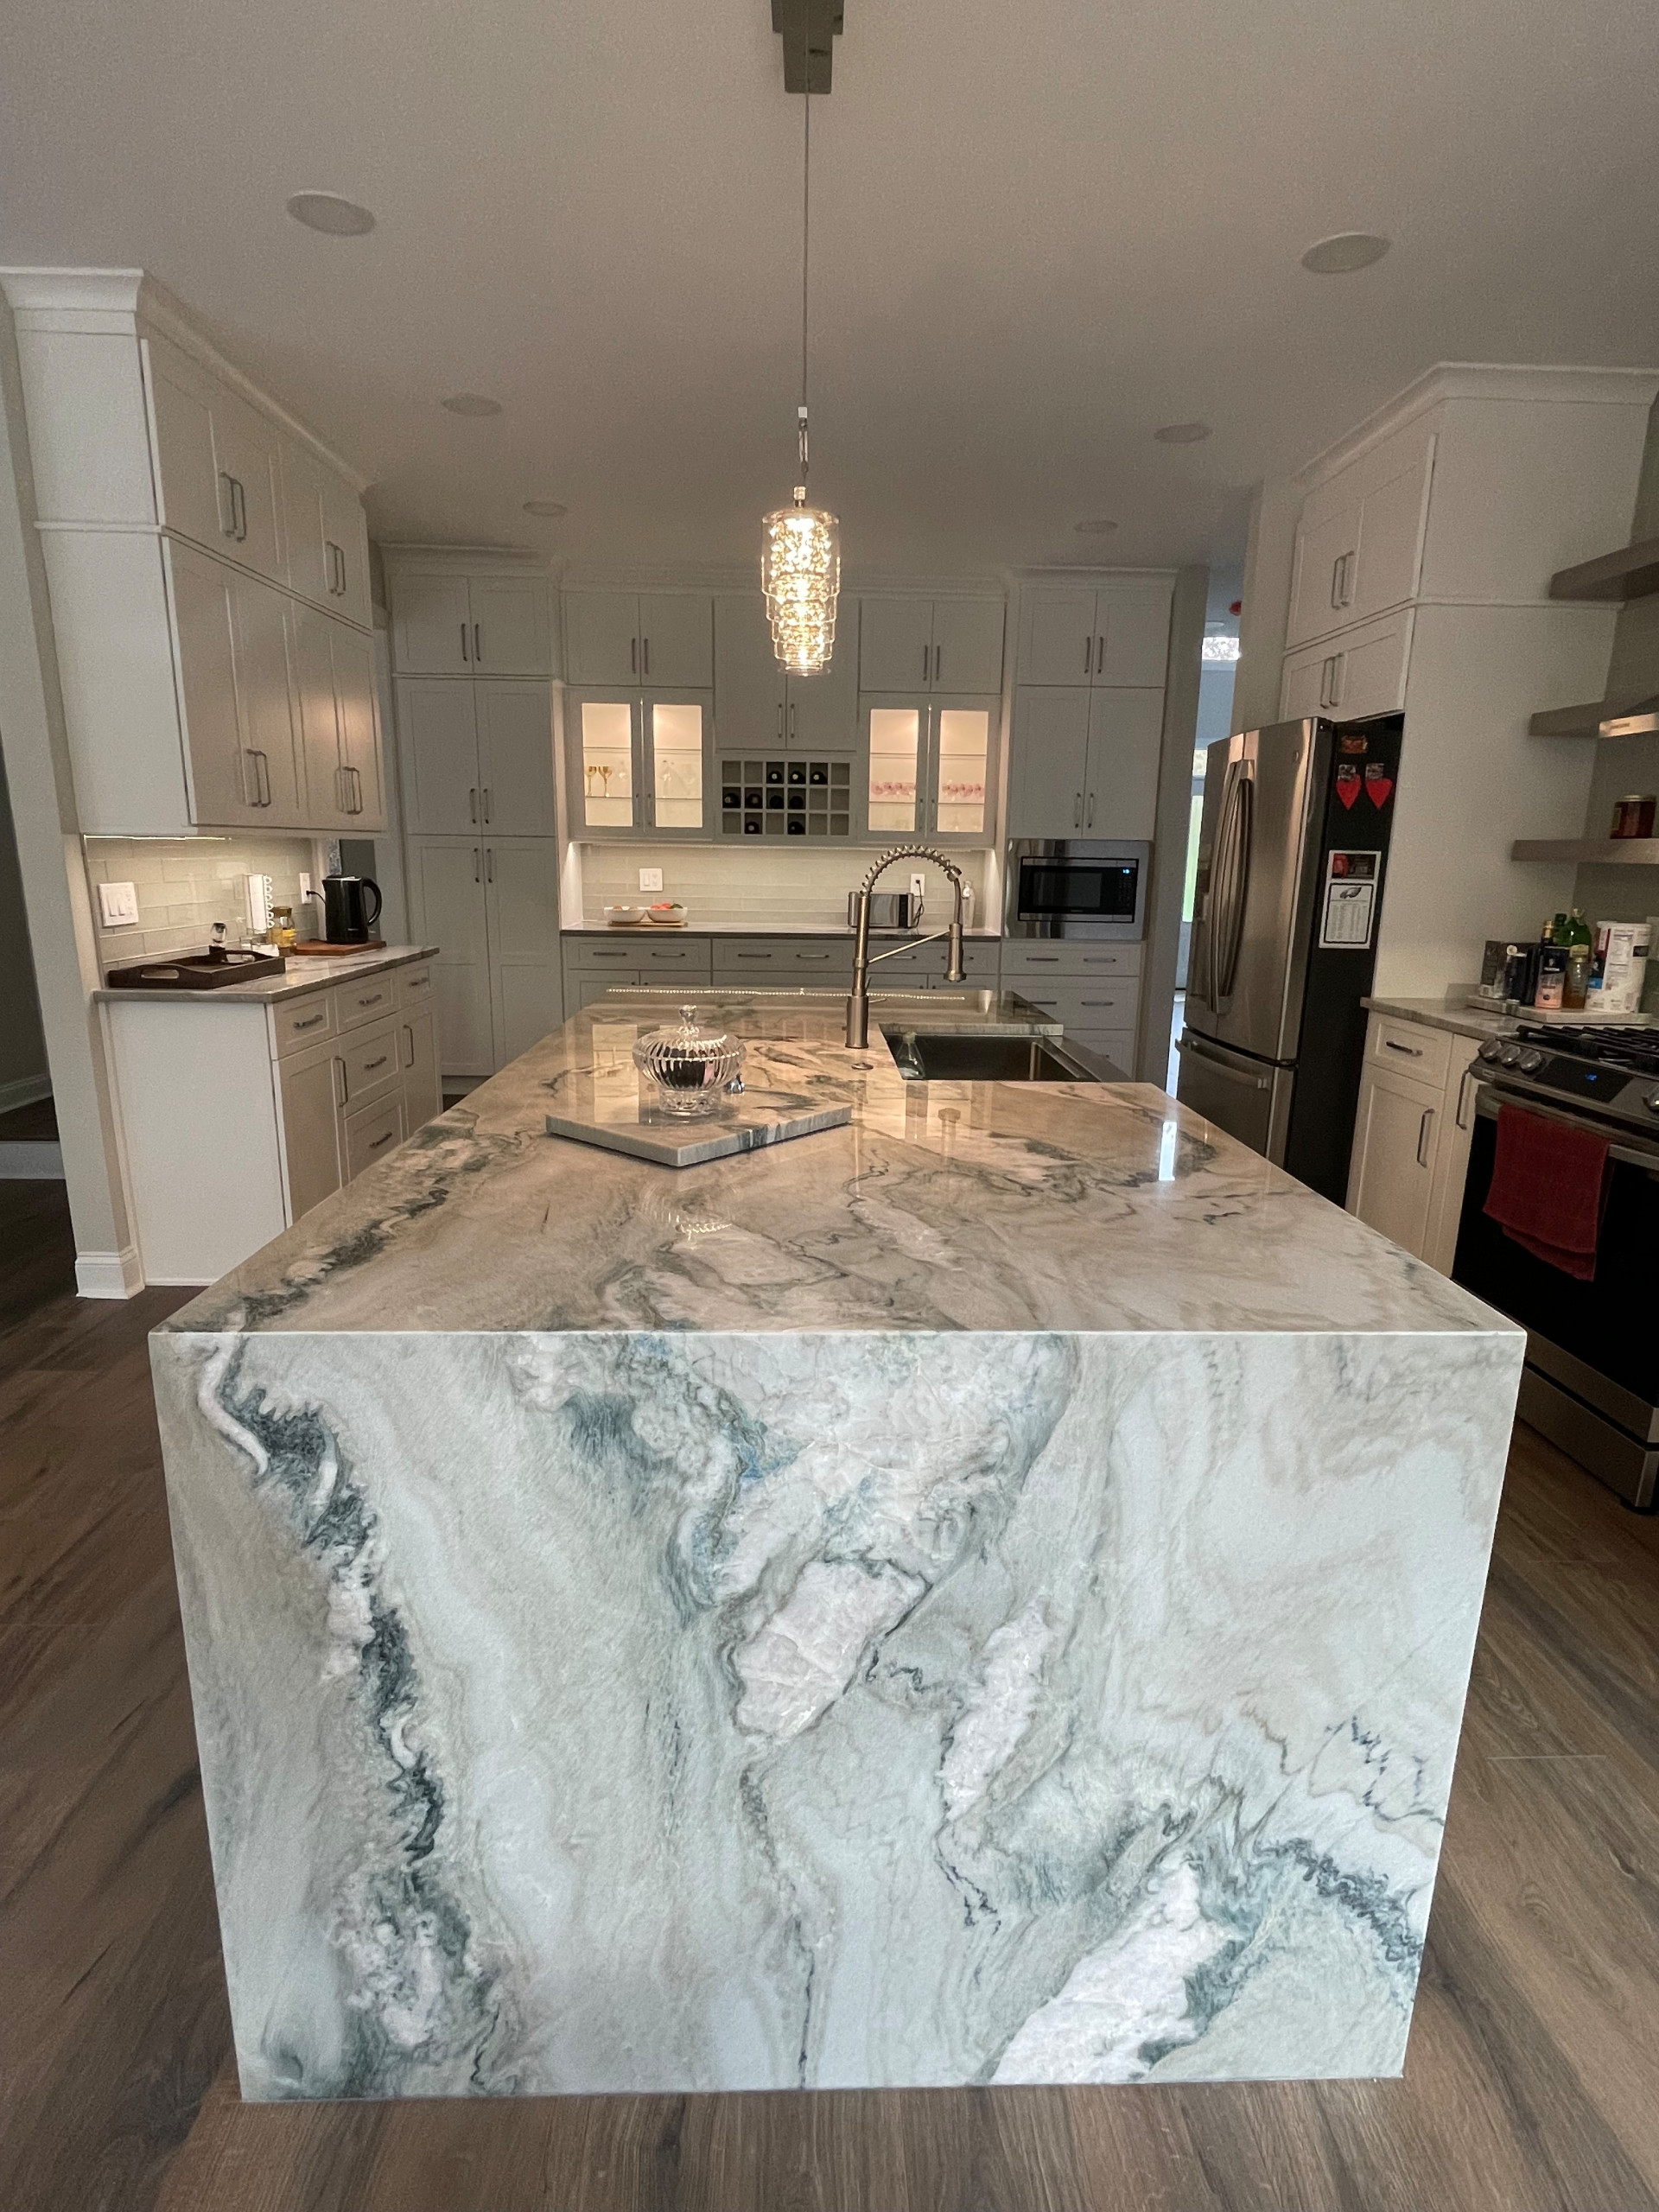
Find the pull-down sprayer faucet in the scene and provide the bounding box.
[845,845,967,1048]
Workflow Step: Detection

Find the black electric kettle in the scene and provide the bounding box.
[321,874,382,944]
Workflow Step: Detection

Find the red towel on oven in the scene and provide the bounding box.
[1482,1103,1610,1281]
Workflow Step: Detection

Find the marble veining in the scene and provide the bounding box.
[150,988,1522,2099]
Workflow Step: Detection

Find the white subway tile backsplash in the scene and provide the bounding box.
[85,834,315,974]
[575,844,992,931]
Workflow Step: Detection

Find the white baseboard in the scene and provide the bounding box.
[75,1243,145,1299]
[0,1140,63,1179]
[0,1072,52,1114]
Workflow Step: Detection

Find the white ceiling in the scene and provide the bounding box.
[3,0,1658,580]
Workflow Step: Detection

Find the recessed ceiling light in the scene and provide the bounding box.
[1154,421,1211,444]
[522,499,568,518]
[442,393,503,417]
[285,191,375,237]
[1075,518,1117,535]
[1300,232,1391,275]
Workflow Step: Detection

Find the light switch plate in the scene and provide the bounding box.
[910,873,926,905]
[639,868,664,893]
[98,879,139,927]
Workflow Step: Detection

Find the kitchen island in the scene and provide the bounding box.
[150,987,1522,2098]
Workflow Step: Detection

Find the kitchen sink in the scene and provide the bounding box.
[885,1032,1122,1083]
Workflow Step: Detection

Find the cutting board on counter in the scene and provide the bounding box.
[290,938,387,956]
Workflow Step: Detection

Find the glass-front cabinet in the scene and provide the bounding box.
[861,696,996,843]
[569,690,714,837]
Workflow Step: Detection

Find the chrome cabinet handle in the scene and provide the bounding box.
[933,643,942,681]
[469,786,478,822]
[1331,556,1344,610]
[1456,1065,1476,1130]
[219,471,237,537]
[293,1011,325,1032]
[1083,634,1091,677]
[642,636,650,676]
[481,787,491,823]
[332,1058,347,1106]
[335,765,349,813]
[1073,791,1084,828]
[486,847,494,881]
[461,624,470,663]
[368,1128,394,1152]
[363,1054,390,1073]
[473,847,480,882]
[797,951,830,962]
[1096,632,1106,673]
[1417,1107,1435,1168]
[788,702,796,741]
[1086,792,1096,828]
[474,622,482,663]
[777,702,785,741]
[348,766,364,814]
[235,480,248,541]
[402,1023,415,1067]
[631,634,638,675]
[1382,1038,1423,1057]
[356,992,384,1007]
[1329,652,1344,709]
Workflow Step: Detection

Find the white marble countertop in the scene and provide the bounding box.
[94,944,438,1007]
[1362,995,1519,1041]
[167,988,1510,1342]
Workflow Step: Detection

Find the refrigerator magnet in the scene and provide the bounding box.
[1319,850,1380,949]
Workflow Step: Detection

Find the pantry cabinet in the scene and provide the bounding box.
[405,837,563,1077]
[857,596,1005,694]
[1007,685,1164,840]
[1016,579,1173,688]
[565,591,714,688]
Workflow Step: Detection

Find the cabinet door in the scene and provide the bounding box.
[642,693,712,836]
[1351,435,1433,626]
[862,698,925,836]
[276,1041,345,1221]
[470,575,551,674]
[320,469,372,629]
[1347,1063,1440,1257]
[1007,686,1090,838]
[785,636,857,752]
[927,698,996,841]
[391,573,472,673]
[290,597,348,827]
[400,1006,442,1135]
[408,840,494,1076]
[1018,592,1096,686]
[565,591,641,685]
[396,677,481,834]
[210,386,285,583]
[1092,581,1173,687]
[569,694,640,833]
[1084,688,1164,839]
[1423,1050,1479,1277]
[929,599,1005,693]
[166,539,248,824]
[638,593,712,687]
[715,592,786,748]
[280,435,335,609]
[574,971,639,1010]
[859,597,935,692]
[1287,483,1363,650]
[229,569,303,824]
[331,621,384,830]
[145,339,227,552]
[342,1090,405,1180]
[485,840,563,1063]
[1278,639,1331,722]
[1323,607,1412,721]
[476,681,556,835]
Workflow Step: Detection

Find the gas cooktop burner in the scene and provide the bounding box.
[1515,1023,1659,1073]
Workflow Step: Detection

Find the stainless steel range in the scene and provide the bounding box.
[1452,1022,1659,1509]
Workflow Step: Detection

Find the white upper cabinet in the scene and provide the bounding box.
[397,679,482,833]
[858,596,1006,693]
[165,540,302,829]
[283,435,372,629]
[784,635,858,750]
[292,601,384,831]
[476,681,557,836]
[396,675,555,837]
[392,574,473,674]
[1007,683,1164,840]
[144,334,285,585]
[1285,422,1434,651]
[391,570,555,676]
[861,696,997,843]
[714,591,857,752]
[1017,580,1172,687]
[1279,608,1413,726]
[566,591,712,687]
[470,575,554,674]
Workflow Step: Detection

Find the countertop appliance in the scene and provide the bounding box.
[1177,715,1402,1203]
[321,874,381,944]
[846,889,924,932]
[1004,839,1148,940]
[1452,1022,1659,1509]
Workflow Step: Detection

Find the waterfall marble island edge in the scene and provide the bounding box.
[149,989,1522,2099]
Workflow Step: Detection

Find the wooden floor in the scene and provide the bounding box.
[3,1179,1656,2212]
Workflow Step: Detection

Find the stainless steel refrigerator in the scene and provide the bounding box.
[1176,715,1402,1203]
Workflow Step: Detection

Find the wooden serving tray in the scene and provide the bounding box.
[290,938,387,955]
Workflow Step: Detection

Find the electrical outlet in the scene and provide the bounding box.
[298,872,315,900]
[98,879,139,928]
[639,868,664,893]
[910,872,926,906]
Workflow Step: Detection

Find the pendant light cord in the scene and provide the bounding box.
[798,10,810,490]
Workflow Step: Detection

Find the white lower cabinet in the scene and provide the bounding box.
[407,837,563,1076]
[104,959,444,1285]
[1346,1014,1481,1274]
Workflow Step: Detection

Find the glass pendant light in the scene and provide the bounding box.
[761,24,840,674]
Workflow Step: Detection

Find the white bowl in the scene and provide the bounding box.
[603,905,646,926]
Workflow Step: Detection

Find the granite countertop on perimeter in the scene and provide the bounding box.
[162,987,1512,1345]
[564,923,1005,939]
[94,944,439,1007]
[1363,995,1657,1042]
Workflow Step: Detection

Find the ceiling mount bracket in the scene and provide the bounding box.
[771,0,843,93]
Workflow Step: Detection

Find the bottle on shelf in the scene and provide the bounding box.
[1560,907,1593,1011]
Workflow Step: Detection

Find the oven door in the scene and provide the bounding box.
[1452,1084,1659,1507]
[1006,839,1149,939]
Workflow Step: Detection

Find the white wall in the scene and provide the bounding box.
[1230,477,1300,735]
[0,746,49,1106]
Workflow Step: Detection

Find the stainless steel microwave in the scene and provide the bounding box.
[1005,839,1150,940]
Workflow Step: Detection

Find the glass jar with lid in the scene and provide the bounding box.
[632,1006,746,1117]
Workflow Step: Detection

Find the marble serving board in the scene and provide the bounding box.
[545,1077,850,1166]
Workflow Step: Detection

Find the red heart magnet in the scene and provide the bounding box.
[1335,763,1362,810]
[1364,762,1394,807]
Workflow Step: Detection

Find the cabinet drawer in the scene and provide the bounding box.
[1066,1027,1137,1076]
[1001,943,1142,980]
[635,938,715,974]
[332,973,398,1031]
[1368,1015,1452,1090]
[342,1092,404,1180]
[395,960,435,1007]
[271,993,335,1057]
[339,1014,402,1106]
[711,938,850,977]
[564,935,686,972]
[1007,981,1141,1032]
[574,972,641,1009]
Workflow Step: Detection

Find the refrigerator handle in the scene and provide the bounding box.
[1214,771,1255,1001]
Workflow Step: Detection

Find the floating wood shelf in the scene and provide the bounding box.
[1548,534,1659,604]
[1528,697,1659,739]
[1511,838,1659,865]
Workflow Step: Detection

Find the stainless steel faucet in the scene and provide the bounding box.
[846,845,967,1048]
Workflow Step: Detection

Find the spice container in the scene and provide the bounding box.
[1611,793,1656,839]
